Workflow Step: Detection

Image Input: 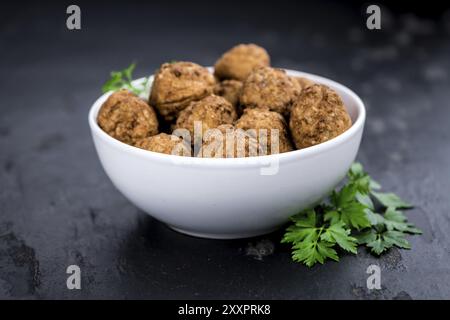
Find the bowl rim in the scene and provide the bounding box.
[88,69,365,168]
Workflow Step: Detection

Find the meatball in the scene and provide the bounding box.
[213,79,243,107]
[292,76,315,90]
[175,95,237,144]
[214,44,270,81]
[198,124,259,158]
[235,108,293,154]
[240,67,301,116]
[149,61,215,121]
[135,133,191,156]
[97,89,158,145]
[289,84,352,149]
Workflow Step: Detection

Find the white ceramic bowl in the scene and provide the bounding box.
[88,69,365,239]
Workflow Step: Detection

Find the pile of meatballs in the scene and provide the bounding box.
[97,44,352,158]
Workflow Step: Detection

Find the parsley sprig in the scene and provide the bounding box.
[102,63,148,95]
[282,162,422,267]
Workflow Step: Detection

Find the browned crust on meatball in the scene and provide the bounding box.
[97,89,159,145]
[213,79,243,107]
[214,44,270,81]
[292,76,315,90]
[240,67,301,116]
[289,84,352,149]
[235,108,293,154]
[135,133,191,156]
[175,95,237,142]
[198,124,259,158]
[149,61,215,121]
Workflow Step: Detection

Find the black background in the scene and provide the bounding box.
[0,0,449,299]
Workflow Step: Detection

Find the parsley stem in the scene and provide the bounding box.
[313,226,325,251]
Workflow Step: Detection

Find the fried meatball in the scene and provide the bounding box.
[240,67,301,116]
[213,79,243,107]
[97,89,158,145]
[149,61,215,121]
[175,95,237,143]
[235,108,293,154]
[214,44,270,81]
[292,76,315,90]
[135,133,191,156]
[198,124,259,158]
[289,84,352,149]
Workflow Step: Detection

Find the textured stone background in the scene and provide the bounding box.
[1,0,449,299]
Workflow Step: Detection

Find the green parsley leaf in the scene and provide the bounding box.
[282,210,317,244]
[364,209,385,226]
[366,234,392,255]
[372,191,413,209]
[355,228,411,255]
[283,162,422,266]
[332,184,357,207]
[383,230,411,249]
[356,192,374,210]
[321,222,358,254]
[123,63,135,82]
[348,162,381,193]
[370,179,381,190]
[383,207,422,234]
[349,162,364,177]
[403,225,423,235]
[282,210,356,267]
[292,240,339,267]
[340,202,372,230]
[101,71,123,93]
[329,185,371,230]
[354,229,377,245]
[102,63,148,95]
[384,207,409,231]
[323,210,340,225]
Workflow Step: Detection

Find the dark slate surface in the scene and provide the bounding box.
[1,1,449,299]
